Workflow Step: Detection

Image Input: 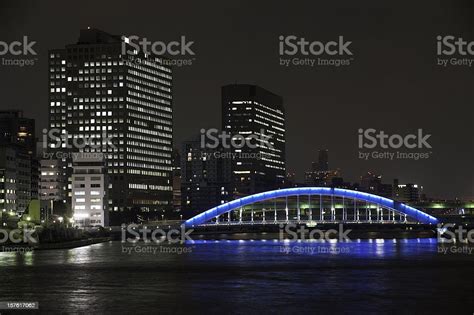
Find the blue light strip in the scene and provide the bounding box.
[184,187,439,227]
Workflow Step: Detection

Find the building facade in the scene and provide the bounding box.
[39,158,67,220]
[0,111,37,218]
[221,84,286,197]
[181,136,233,217]
[71,154,108,227]
[393,181,422,203]
[48,28,173,223]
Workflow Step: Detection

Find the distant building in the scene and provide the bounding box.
[359,172,392,198]
[71,154,108,227]
[393,180,422,203]
[181,136,233,217]
[305,169,341,187]
[314,149,329,172]
[0,111,37,217]
[172,149,181,214]
[222,84,286,197]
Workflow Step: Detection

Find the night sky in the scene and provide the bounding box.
[0,0,472,199]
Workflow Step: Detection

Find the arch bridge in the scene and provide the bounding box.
[184,187,438,228]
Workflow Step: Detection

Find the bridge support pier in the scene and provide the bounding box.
[274,199,277,222]
[320,195,323,221]
[308,195,312,221]
[342,197,346,222]
[297,195,300,222]
[331,195,335,222]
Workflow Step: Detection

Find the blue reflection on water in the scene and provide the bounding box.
[185,238,440,259]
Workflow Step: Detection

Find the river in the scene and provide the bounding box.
[0,239,473,313]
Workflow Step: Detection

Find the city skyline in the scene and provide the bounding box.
[0,1,472,199]
[1,2,474,314]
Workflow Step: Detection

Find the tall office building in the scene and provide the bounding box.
[48,28,173,223]
[222,84,286,197]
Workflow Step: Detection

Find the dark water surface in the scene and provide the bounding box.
[1,239,473,314]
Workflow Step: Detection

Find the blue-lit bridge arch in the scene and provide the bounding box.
[184,187,438,227]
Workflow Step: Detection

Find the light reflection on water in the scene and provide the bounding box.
[0,239,473,313]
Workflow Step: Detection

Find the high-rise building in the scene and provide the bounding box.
[181,136,233,217]
[221,84,286,197]
[316,149,329,172]
[311,149,329,172]
[48,28,173,223]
